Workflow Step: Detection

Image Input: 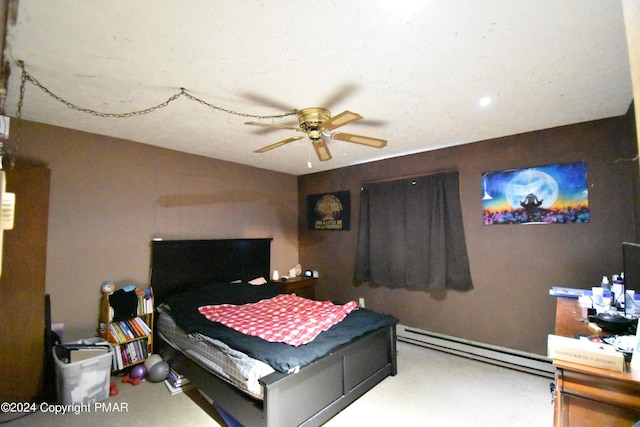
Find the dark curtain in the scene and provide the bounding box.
[354,171,473,291]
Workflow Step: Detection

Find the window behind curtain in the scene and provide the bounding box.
[353,171,473,291]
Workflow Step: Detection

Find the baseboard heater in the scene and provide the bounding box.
[397,324,554,378]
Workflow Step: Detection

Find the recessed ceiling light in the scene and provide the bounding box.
[479,96,492,108]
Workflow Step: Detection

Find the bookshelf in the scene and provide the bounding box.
[99,287,153,371]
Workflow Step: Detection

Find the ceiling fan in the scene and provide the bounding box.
[245,107,387,161]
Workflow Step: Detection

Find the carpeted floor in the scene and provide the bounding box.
[0,342,553,426]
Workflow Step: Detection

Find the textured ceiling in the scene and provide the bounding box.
[2,0,633,175]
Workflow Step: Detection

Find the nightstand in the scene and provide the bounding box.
[274,277,317,300]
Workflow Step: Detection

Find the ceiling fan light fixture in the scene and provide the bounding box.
[247,105,385,162]
[307,127,323,140]
[298,108,331,128]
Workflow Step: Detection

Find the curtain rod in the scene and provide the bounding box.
[361,168,459,186]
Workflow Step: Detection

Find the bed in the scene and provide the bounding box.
[151,238,398,427]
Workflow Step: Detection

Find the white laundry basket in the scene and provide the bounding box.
[53,339,113,405]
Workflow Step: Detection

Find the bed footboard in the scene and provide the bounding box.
[159,324,397,427]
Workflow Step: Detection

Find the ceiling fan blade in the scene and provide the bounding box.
[245,122,302,132]
[331,132,387,148]
[254,135,305,153]
[321,111,363,131]
[312,139,333,161]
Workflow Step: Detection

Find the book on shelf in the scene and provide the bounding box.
[120,320,135,339]
[122,319,140,338]
[107,317,151,344]
[108,322,127,343]
[134,317,151,334]
[135,288,153,315]
[128,318,144,336]
[113,346,122,369]
[111,337,149,370]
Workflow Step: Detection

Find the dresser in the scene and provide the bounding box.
[553,297,640,426]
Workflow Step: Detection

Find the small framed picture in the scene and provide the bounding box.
[307,191,350,231]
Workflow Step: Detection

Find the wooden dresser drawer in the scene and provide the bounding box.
[274,277,316,300]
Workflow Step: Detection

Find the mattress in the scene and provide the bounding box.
[156,306,273,400]
[161,281,399,373]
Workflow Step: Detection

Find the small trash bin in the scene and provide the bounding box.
[53,338,113,405]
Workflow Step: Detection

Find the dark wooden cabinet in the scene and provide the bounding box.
[274,277,316,300]
[0,164,50,402]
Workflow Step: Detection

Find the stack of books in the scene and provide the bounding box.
[108,317,151,343]
[136,288,153,315]
[112,338,149,370]
[164,367,195,395]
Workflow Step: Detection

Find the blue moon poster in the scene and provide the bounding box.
[482,161,589,225]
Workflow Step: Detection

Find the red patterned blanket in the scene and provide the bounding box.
[198,294,358,347]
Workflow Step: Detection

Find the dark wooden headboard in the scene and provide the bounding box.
[149,238,272,303]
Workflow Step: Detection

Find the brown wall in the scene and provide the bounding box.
[8,110,638,355]
[298,111,639,355]
[13,120,299,342]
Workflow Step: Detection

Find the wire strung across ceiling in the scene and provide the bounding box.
[14,60,297,120]
[6,60,298,167]
[9,61,388,167]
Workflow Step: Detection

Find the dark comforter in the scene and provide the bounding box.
[161,282,398,373]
